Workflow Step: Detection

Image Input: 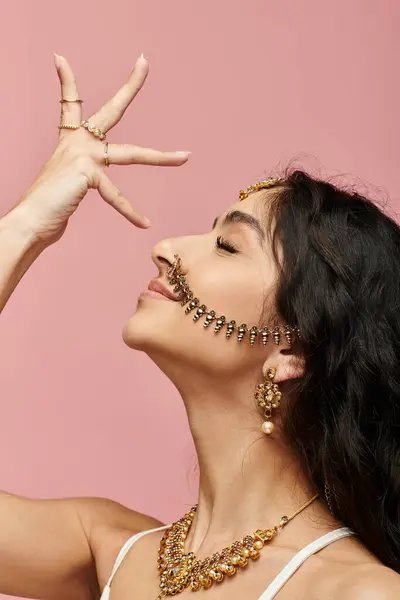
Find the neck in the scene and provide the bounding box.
[175,370,338,554]
[150,353,340,556]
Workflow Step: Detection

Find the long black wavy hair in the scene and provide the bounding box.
[266,170,400,572]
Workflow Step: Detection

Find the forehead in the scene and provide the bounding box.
[225,189,274,224]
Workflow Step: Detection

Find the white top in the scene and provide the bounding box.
[100,524,355,599]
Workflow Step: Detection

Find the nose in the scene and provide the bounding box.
[151,238,187,278]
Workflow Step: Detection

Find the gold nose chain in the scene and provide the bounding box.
[166,255,300,347]
[156,493,319,597]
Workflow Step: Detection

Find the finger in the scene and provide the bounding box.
[54,54,82,127]
[89,54,149,133]
[96,144,191,167]
[97,173,151,228]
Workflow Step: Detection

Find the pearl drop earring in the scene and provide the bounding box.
[254,367,282,436]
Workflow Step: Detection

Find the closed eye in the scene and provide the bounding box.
[216,236,238,254]
[212,211,265,247]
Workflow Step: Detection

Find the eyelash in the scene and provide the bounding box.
[216,235,238,254]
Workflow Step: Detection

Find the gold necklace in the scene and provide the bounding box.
[156,493,319,598]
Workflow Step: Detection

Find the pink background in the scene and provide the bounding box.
[0,1,399,597]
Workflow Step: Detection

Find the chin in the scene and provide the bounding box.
[123,291,186,352]
[122,312,151,350]
[122,306,174,354]
[122,318,241,383]
[122,299,245,374]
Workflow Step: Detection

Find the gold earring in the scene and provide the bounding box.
[255,367,282,435]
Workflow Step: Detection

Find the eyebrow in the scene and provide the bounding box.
[212,210,265,245]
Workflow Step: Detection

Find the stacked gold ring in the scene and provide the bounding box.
[58,123,80,130]
[81,120,106,141]
[60,98,83,103]
[104,142,110,167]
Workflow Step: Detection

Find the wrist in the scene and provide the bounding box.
[0,204,49,313]
[0,205,50,251]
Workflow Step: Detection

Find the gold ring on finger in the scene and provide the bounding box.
[81,120,106,141]
[58,123,81,130]
[104,141,110,167]
[60,98,83,103]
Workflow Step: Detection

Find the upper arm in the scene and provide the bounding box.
[0,491,161,600]
[0,492,96,599]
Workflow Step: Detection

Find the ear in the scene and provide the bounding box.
[261,347,305,383]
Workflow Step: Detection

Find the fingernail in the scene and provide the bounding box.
[176,151,192,157]
[143,216,152,227]
[54,53,61,68]
[136,53,146,66]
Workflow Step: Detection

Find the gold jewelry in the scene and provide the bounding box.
[255,366,281,435]
[60,98,83,103]
[80,120,106,141]
[324,481,334,513]
[157,493,319,597]
[239,177,283,201]
[166,255,300,347]
[58,123,80,130]
[104,141,110,167]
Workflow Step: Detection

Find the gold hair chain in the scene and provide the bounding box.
[238,177,283,200]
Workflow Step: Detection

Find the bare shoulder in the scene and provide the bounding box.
[76,497,163,535]
[75,497,164,590]
[338,563,400,599]
[305,535,400,600]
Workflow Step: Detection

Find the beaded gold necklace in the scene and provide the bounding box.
[156,493,319,598]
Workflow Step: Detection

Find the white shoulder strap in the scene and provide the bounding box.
[100,524,170,600]
[259,527,356,599]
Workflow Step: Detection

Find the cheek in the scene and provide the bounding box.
[193,264,267,327]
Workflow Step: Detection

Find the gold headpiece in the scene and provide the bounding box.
[239,177,283,201]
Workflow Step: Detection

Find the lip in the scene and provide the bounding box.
[145,278,179,302]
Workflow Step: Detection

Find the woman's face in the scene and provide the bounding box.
[123,191,280,376]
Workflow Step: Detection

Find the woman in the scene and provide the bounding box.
[0,53,398,600]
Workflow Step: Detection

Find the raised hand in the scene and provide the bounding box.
[13,54,190,245]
